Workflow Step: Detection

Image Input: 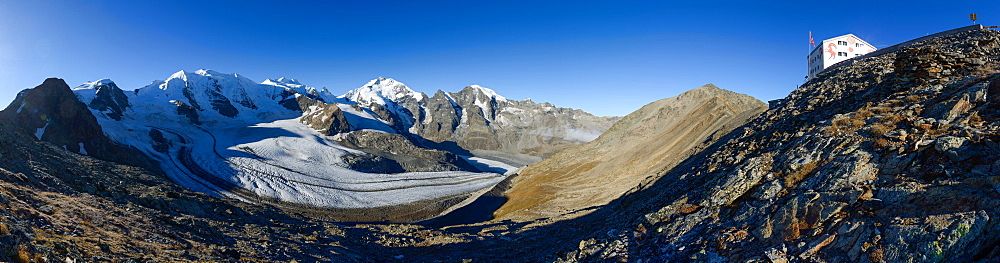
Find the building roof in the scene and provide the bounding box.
[809,33,877,56]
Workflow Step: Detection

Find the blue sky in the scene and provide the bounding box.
[0,1,993,116]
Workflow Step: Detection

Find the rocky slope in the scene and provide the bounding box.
[554,27,1000,262]
[343,78,621,160]
[0,118,370,262]
[495,84,767,221]
[0,78,154,170]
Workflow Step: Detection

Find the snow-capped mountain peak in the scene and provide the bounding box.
[167,70,189,82]
[262,77,303,86]
[341,77,423,106]
[467,85,507,102]
[275,77,301,85]
[261,77,336,102]
[72,78,116,94]
[193,69,227,77]
[72,78,118,105]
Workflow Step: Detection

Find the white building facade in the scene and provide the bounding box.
[807,34,877,78]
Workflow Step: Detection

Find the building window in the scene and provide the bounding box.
[838,41,847,46]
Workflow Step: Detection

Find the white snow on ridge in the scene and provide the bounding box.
[335,104,396,133]
[341,77,423,106]
[34,122,47,140]
[72,78,116,105]
[71,70,511,215]
[262,77,338,103]
[468,85,507,102]
[339,77,422,129]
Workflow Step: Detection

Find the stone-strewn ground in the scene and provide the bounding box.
[557,28,1000,263]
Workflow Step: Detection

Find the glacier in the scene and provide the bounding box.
[72,69,509,222]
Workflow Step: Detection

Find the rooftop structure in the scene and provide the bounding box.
[807,34,877,78]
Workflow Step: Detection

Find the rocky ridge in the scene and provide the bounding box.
[554,27,1000,262]
[342,78,621,160]
[495,84,767,222]
[0,78,155,170]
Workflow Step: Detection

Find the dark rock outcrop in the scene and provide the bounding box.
[172,100,201,124]
[334,130,477,172]
[82,80,130,121]
[297,95,352,135]
[0,78,156,170]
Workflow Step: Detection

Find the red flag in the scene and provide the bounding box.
[809,31,815,47]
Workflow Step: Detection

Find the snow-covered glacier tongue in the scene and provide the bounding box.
[72,70,507,222]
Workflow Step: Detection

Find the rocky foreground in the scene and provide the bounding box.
[556,27,1000,262]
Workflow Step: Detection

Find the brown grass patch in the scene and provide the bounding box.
[821,126,839,136]
[830,115,866,134]
[784,161,818,188]
[878,114,905,125]
[969,112,984,127]
[0,222,8,235]
[494,161,599,219]
[904,94,922,103]
[869,246,885,263]
[15,245,30,263]
[869,106,892,115]
[679,204,701,214]
[869,123,893,137]
[856,108,875,118]
[927,124,954,136]
[873,138,891,148]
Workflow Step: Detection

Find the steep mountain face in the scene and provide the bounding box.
[495,84,767,221]
[556,27,1000,262]
[0,78,154,170]
[341,78,621,160]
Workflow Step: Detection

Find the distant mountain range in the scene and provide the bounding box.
[1,70,617,222]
